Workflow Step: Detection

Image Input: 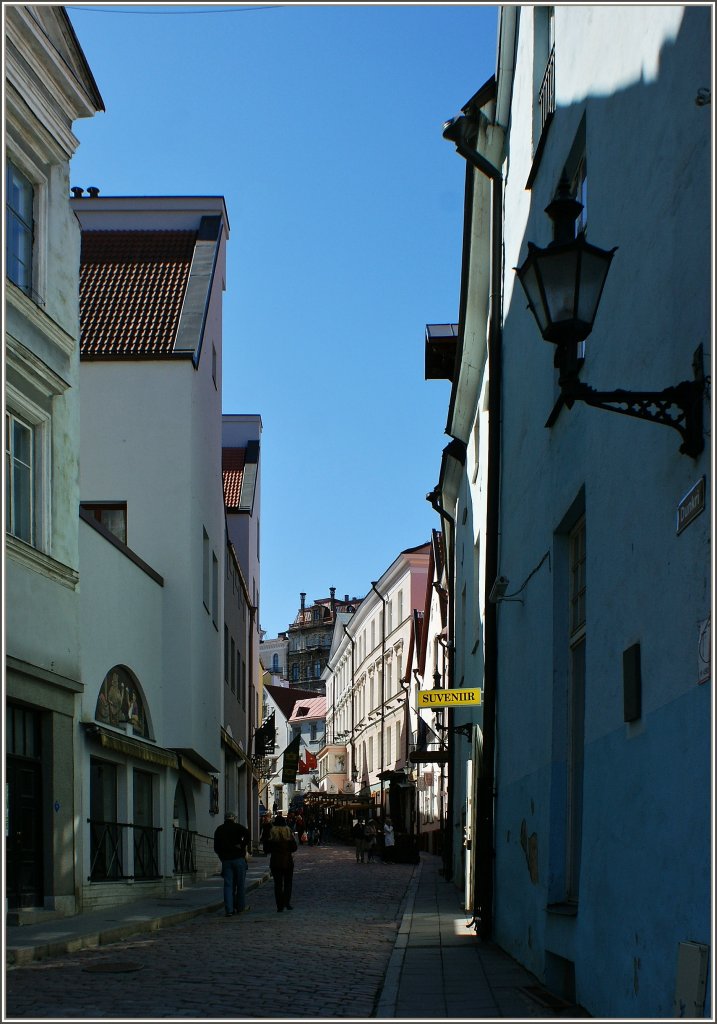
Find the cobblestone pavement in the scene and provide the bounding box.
[5,844,415,1020]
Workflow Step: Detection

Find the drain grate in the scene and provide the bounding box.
[83,961,144,973]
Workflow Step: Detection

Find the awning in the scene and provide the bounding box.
[221,728,254,771]
[171,747,219,786]
[82,723,179,769]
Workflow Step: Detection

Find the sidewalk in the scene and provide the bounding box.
[377,854,588,1019]
[5,858,271,967]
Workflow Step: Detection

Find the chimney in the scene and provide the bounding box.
[344,594,349,603]
[330,587,336,617]
[300,592,306,612]
[71,186,85,198]
[87,186,100,198]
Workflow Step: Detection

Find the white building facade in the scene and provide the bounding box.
[4,5,103,921]
[73,194,232,909]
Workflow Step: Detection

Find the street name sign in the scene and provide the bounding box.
[417,688,482,708]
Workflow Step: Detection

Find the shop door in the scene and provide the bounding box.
[6,706,44,909]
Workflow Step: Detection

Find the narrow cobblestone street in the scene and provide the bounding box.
[5,845,416,1019]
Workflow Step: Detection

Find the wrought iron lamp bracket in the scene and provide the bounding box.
[560,344,706,458]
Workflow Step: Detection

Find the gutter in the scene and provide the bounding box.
[442,90,503,942]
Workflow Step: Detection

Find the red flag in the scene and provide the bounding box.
[298,757,307,774]
[305,750,317,770]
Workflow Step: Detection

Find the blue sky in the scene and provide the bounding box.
[66,2,499,639]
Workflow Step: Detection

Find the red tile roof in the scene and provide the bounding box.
[222,448,246,510]
[79,230,196,358]
[289,695,326,722]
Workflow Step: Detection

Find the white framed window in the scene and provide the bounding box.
[6,159,34,295]
[6,411,34,543]
[397,589,403,624]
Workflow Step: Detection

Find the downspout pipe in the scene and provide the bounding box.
[443,110,502,941]
[371,582,387,815]
[341,622,356,781]
[427,487,457,880]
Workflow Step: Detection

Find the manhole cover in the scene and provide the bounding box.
[83,961,143,973]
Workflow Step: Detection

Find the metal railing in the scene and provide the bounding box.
[173,826,197,874]
[538,47,556,135]
[88,819,161,881]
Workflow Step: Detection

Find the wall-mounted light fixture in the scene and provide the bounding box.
[515,178,706,458]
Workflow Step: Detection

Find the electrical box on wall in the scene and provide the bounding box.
[673,941,709,1017]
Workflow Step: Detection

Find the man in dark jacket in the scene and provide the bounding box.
[213,812,251,917]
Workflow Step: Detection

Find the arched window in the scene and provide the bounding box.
[95,666,149,738]
[272,653,279,671]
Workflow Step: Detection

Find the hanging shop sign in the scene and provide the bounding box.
[409,750,449,765]
[417,688,482,708]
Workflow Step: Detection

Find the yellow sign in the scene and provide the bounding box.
[418,688,482,708]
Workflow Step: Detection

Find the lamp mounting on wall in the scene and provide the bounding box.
[515,178,706,458]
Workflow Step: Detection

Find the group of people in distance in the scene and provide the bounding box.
[352,815,395,863]
[215,808,398,918]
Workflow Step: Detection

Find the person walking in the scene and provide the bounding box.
[268,812,297,912]
[213,811,251,917]
[260,812,273,856]
[353,818,366,863]
[364,818,378,863]
[382,817,395,863]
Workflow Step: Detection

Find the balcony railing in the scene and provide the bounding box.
[88,819,161,882]
[538,46,556,135]
[173,826,197,874]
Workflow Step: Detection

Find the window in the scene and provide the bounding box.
[202,529,210,610]
[231,638,236,693]
[314,660,320,679]
[566,516,586,903]
[573,155,587,236]
[272,653,279,671]
[397,590,403,624]
[212,553,219,626]
[81,503,127,545]
[387,600,393,633]
[310,723,317,742]
[370,620,375,651]
[6,160,33,295]
[6,412,33,544]
[368,736,373,773]
[292,664,299,682]
[533,6,555,150]
[386,729,392,764]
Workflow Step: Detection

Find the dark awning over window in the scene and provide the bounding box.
[82,722,178,769]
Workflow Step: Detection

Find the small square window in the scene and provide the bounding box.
[81,502,127,545]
